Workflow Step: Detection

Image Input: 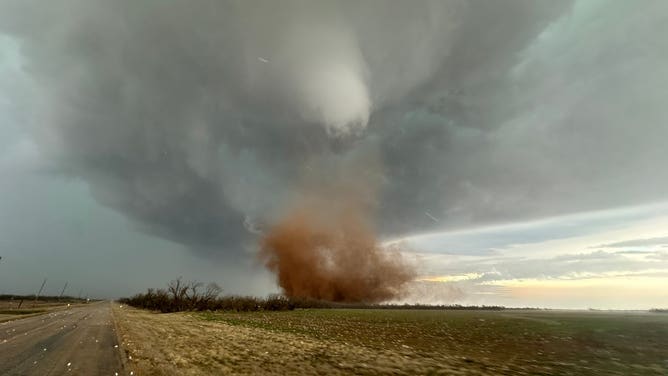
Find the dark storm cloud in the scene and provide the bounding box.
[374,0,668,233]
[392,202,668,256]
[1,0,666,258]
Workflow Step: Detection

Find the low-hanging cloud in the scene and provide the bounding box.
[2,0,667,268]
[597,236,668,249]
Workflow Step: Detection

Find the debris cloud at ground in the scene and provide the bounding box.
[259,160,415,303]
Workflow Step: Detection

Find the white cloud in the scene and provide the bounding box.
[400,202,668,308]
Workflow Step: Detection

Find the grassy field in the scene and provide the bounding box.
[199,309,668,375]
[0,299,71,322]
[113,306,668,375]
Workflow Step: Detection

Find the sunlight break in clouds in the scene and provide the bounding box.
[396,202,668,309]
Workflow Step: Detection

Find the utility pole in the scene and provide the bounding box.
[78,289,83,300]
[59,281,68,300]
[35,278,47,304]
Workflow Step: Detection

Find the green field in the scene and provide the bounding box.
[198,309,668,375]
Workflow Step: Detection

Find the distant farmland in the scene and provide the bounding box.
[0,295,88,323]
[113,306,668,375]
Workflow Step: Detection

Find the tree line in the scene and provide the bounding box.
[118,278,513,313]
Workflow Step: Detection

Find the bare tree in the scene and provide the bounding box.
[167,277,189,310]
[186,280,203,306]
[202,282,222,302]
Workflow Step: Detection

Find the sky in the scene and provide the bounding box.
[0,0,667,308]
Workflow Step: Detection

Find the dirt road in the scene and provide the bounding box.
[0,302,125,375]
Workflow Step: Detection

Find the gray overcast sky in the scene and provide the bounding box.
[1,0,667,307]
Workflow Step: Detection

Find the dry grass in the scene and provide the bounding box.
[111,306,668,375]
[0,299,77,323]
[112,306,499,375]
[0,300,65,310]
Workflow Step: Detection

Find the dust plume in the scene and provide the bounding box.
[259,161,415,303]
